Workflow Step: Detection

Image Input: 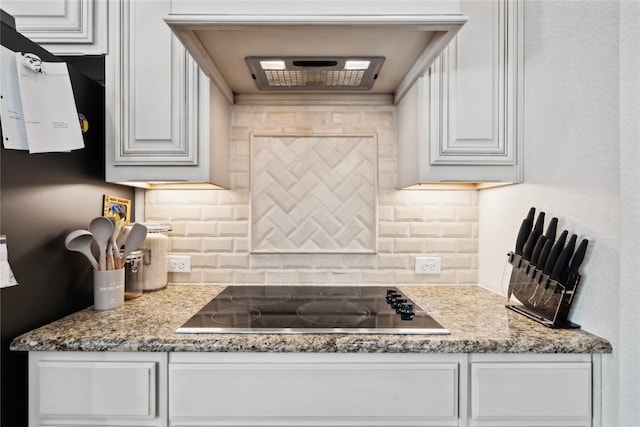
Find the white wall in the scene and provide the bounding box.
[478,1,639,426]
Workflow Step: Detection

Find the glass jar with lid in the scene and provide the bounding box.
[139,223,171,291]
[124,250,144,299]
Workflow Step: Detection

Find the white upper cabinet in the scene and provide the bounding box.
[2,0,108,55]
[105,0,230,188]
[397,0,524,187]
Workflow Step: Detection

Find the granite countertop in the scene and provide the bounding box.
[10,285,612,353]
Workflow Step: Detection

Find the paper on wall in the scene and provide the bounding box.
[0,46,84,153]
[0,235,19,288]
[0,46,29,150]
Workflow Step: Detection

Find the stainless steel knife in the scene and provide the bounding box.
[537,234,577,307]
[529,230,567,306]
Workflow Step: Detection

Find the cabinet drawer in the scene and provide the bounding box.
[36,360,157,419]
[170,360,459,425]
[470,362,592,426]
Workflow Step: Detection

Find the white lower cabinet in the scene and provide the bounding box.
[468,354,598,427]
[29,352,168,427]
[169,353,460,427]
[28,352,601,427]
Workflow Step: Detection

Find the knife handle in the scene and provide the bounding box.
[537,239,553,271]
[531,211,546,239]
[522,233,537,261]
[514,218,531,256]
[544,217,558,242]
[543,230,568,275]
[569,239,589,272]
[523,211,546,260]
[551,247,571,281]
[525,207,536,224]
[565,238,589,285]
[530,235,547,267]
[551,234,577,281]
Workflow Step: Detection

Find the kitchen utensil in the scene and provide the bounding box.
[515,218,531,256]
[526,238,554,304]
[528,230,566,306]
[111,219,125,269]
[121,223,148,262]
[525,206,536,225]
[116,223,131,249]
[512,234,544,305]
[511,210,545,304]
[534,233,576,307]
[522,211,545,260]
[507,209,535,300]
[536,238,553,272]
[544,217,558,242]
[530,235,547,267]
[551,234,577,281]
[565,238,589,284]
[105,217,117,269]
[543,230,568,275]
[89,217,114,271]
[64,230,100,271]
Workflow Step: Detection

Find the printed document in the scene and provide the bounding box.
[0,46,84,153]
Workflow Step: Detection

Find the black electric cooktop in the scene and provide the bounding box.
[176,286,449,335]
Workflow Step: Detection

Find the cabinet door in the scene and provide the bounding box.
[470,361,592,427]
[106,0,232,185]
[2,0,108,55]
[170,353,460,426]
[108,0,199,167]
[397,0,523,186]
[430,0,521,166]
[29,352,167,427]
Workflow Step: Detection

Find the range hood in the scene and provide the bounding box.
[165,13,467,105]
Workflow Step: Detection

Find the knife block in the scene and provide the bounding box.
[505,252,581,329]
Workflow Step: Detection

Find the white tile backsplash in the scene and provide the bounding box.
[145,105,478,285]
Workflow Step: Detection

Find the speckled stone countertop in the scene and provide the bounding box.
[10,285,611,353]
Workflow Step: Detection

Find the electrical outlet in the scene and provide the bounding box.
[168,255,191,273]
[415,256,441,275]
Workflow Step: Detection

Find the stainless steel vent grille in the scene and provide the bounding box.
[246,57,384,90]
[264,70,366,88]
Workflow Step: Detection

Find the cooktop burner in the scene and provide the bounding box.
[176,286,449,335]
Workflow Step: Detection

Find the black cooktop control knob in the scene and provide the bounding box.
[393,298,408,311]
[386,290,415,320]
[385,290,401,304]
[399,303,415,320]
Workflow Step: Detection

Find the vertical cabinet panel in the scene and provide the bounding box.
[397,0,523,186]
[450,0,495,142]
[133,1,173,140]
[430,0,518,164]
[111,0,198,166]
